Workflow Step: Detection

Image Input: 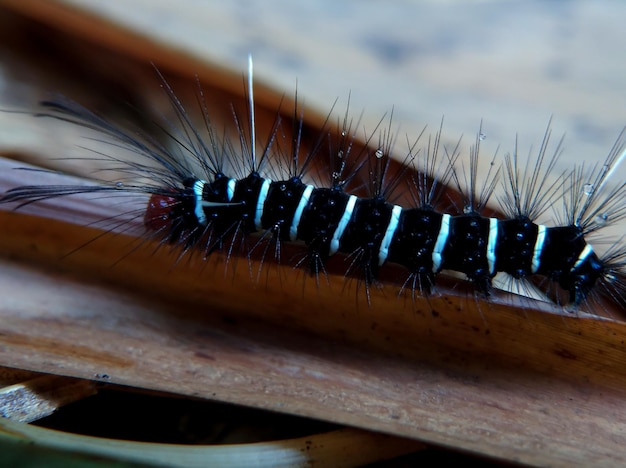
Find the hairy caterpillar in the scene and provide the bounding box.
[1,60,625,314]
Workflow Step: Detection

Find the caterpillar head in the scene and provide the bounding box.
[565,249,605,305]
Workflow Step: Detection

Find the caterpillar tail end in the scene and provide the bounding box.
[144,194,177,231]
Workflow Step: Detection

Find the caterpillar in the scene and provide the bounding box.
[1,59,626,314]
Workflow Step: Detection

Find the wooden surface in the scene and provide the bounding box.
[0,369,424,467]
[2,183,626,466]
[0,1,626,466]
[0,374,96,423]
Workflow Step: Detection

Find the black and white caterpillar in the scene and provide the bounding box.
[2,61,626,311]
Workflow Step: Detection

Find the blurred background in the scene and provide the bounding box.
[63,1,626,146]
[1,0,625,173]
